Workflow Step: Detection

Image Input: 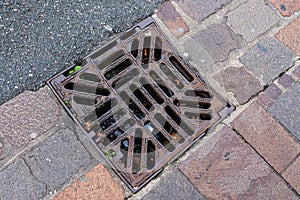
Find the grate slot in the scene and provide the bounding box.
[169,56,194,82]
[159,63,184,89]
[84,98,117,122]
[154,37,162,61]
[73,96,97,106]
[139,78,164,105]
[64,82,110,96]
[184,90,211,98]
[90,41,117,59]
[91,109,125,132]
[184,112,212,121]
[120,29,137,40]
[132,129,143,174]
[130,85,153,111]
[112,68,139,89]
[120,138,129,168]
[120,91,146,120]
[131,39,139,58]
[97,50,125,70]
[173,99,211,109]
[79,73,100,82]
[142,36,151,66]
[165,106,194,135]
[149,70,174,97]
[146,141,156,169]
[145,121,175,152]
[154,113,185,143]
[104,59,133,80]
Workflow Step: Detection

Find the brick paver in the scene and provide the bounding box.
[269,82,300,141]
[155,1,189,37]
[278,74,295,88]
[0,159,46,200]
[175,0,232,21]
[53,164,124,200]
[142,169,204,200]
[0,87,62,147]
[264,83,282,100]
[276,17,300,56]
[240,37,295,83]
[226,0,280,42]
[268,0,300,16]
[23,129,92,193]
[215,66,262,104]
[283,156,300,194]
[179,126,298,199]
[188,23,242,63]
[232,102,300,172]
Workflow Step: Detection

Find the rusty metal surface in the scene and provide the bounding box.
[47,17,234,192]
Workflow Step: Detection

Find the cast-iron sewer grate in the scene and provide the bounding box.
[47,17,234,193]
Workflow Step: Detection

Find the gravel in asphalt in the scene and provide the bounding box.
[0,0,163,105]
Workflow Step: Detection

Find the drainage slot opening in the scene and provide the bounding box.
[120,91,145,120]
[184,90,211,98]
[131,39,139,58]
[104,59,132,80]
[145,121,175,152]
[154,113,184,143]
[140,78,164,105]
[73,96,97,106]
[104,128,124,145]
[97,50,125,70]
[146,141,156,169]
[120,138,129,168]
[95,110,125,132]
[169,56,194,82]
[64,82,110,96]
[159,63,184,89]
[165,106,194,135]
[79,73,100,82]
[130,85,153,111]
[154,37,162,61]
[112,69,139,89]
[84,99,116,122]
[184,112,212,120]
[142,36,151,65]
[132,129,143,174]
[90,41,117,60]
[149,71,174,97]
[173,99,211,109]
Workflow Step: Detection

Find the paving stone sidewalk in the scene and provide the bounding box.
[1,0,300,199]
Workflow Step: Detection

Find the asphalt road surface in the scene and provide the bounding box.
[0,0,164,105]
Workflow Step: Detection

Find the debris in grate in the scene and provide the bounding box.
[47,17,234,193]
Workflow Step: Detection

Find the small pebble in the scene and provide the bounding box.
[30,132,38,139]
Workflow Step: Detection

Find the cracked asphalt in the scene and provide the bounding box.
[0,0,164,105]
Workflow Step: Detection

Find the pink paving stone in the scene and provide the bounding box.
[283,156,300,194]
[0,87,62,147]
[232,102,300,173]
[256,92,273,108]
[155,1,189,37]
[268,0,300,16]
[179,126,298,199]
[276,17,300,56]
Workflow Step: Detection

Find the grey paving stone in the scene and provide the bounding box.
[226,0,280,42]
[215,67,262,104]
[23,129,92,193]
[0,86,62,147]
[185,23,243,72]
[0,159,46,200]
[269,82,300,141]
[240,37,295,83]
[142,169,205,200]
[175,0,232,21]
[0,136,19,167]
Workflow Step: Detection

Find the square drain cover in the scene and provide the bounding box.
[47,17,234,192]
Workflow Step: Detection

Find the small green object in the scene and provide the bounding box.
[64,100,69,105]
[68,70,75,75]
[74,65,82,71]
